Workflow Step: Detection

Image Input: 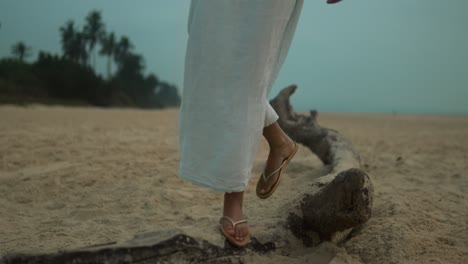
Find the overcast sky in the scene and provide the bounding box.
[1,0,467,114]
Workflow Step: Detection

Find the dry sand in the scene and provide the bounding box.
[0,105,467,263]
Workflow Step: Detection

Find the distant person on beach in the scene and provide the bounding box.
[178,0,342,247]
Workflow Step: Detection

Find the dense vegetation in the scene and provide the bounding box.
[0,10,180,108]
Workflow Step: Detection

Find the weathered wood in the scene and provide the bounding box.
[270,84,374,241]
[1,85,374,263]
[1,230,275,264]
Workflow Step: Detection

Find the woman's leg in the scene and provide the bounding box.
[258,104,296,195]
[182,0,303,246]
[221,192,248,242]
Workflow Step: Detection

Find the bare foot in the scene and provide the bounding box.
[220,192,249,243]
[257,137,296,195]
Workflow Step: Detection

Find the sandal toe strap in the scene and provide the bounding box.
[220,216,248,228]
[261,159,287,182]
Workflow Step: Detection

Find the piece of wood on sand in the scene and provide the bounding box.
[270,84,374,244]
[1,85,374,264]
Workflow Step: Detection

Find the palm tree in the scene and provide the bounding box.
[74,32,89,65]
[11,41,32,61]
[59,20,88,64]
[117,52,144,81]
[83,10,105,69]
[60,20,78,60]
[99,31,116,79]
[114,36,133,66]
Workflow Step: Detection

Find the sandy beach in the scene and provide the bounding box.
[0,105,466,263]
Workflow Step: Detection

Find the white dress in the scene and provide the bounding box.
[178,0,304,192]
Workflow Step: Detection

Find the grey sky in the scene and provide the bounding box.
[1,0,467,114]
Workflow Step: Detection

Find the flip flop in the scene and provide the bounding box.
[219,216,251,247]
[256,141,299,199]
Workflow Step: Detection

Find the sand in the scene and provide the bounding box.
[0,105,466,263]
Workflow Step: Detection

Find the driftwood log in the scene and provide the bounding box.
[1,85,373,264]
[271,84,374,243]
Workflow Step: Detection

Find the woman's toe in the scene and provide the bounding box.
[235,229,241,241]
[238,226,248,241]
[222,222,235,236]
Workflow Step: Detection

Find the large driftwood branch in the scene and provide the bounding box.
[270,84,361,169]
[271,84,374,242]
[1,85,373,263]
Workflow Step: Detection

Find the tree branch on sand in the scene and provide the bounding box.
[1,85,374,263]
[270,84,374,243]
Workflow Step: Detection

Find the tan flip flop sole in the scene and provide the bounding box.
[256,141,298,199]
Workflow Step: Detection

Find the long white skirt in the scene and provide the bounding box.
[178,0,304,192]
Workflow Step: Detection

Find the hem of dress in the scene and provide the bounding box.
[178,172,247,193]
[264,115,279,128]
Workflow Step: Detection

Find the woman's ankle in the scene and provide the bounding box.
[268,136,294,151]
[223,192,244,217]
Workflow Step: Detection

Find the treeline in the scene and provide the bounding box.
[0,10,180,108]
